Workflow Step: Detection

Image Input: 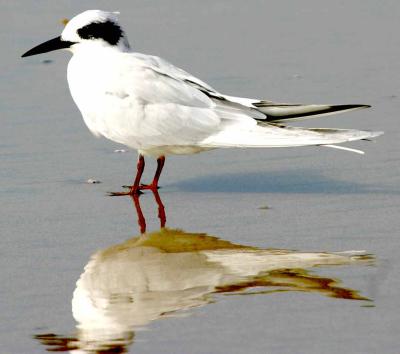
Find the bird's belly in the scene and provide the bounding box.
[74,97,214,156]
[139,145,213,157]
[76,95,144,148]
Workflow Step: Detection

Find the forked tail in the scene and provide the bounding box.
[201,124,383,153]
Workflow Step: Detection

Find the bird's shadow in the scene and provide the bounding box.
[170,169,390,194]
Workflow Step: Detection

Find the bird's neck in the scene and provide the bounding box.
[70,39,131,56]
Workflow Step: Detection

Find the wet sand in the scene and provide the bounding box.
[1,1,399,353]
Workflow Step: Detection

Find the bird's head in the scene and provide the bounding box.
[22,10,130,58]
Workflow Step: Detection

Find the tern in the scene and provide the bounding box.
[22,10,382,195]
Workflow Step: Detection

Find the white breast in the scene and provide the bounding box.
[67,50,146,150]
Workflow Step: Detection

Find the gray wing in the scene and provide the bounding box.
[143,54,371,123]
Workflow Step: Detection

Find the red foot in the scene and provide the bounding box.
[108,183,159,196]
[139,183,160,190]
[108,154,164,197]
[108,191,142,196]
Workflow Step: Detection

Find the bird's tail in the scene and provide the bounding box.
[200,124,383,153]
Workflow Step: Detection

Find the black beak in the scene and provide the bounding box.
[21,36,75,58]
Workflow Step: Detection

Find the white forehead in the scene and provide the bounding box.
[61,10,120,42]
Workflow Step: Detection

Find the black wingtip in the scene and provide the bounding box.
[334,104,371,110]
[354,104,371,109]
[261,103,372,123]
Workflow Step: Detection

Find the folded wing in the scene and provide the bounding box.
[124,54,383,152]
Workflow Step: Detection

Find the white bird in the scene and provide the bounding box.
[22,10,382,195]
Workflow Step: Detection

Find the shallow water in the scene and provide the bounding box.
[1,1,400,353]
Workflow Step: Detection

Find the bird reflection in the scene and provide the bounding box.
[35,191,373,353]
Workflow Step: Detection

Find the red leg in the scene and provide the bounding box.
[141,155,166,191]
[153,155,165,186]
[131,154,145,194]
[109,154,145,196]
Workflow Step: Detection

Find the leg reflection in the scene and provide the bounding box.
[152,189,166,228]
[130,189,166,234]
[131,194,146,234]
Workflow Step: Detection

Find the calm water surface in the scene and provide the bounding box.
[1,1,399,353]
